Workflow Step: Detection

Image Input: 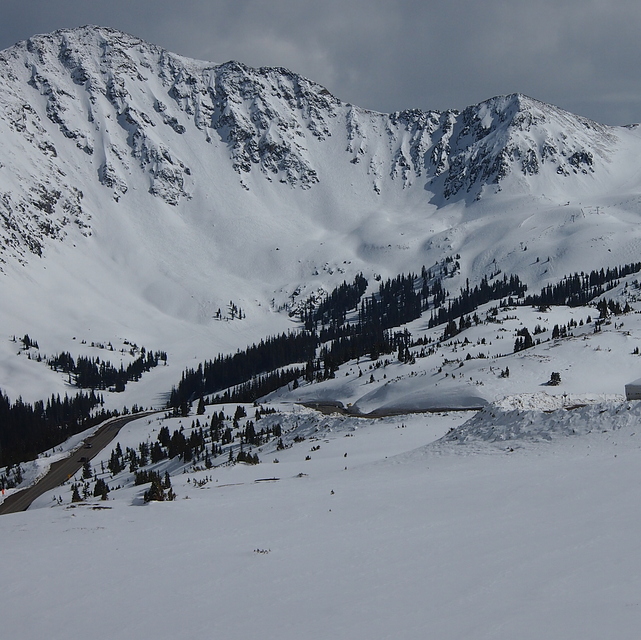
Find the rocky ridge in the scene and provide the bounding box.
[0,26,625,263]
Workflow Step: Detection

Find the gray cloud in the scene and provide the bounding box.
[2,0,641,124]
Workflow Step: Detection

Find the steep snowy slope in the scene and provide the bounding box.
[2,26,641,405]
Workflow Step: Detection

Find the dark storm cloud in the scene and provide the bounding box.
[2,0,640,124]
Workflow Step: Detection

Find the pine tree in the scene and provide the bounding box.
[71,484,82,502]
[548,372,562,386]
[144,479,165,502]
[93,478,110,499]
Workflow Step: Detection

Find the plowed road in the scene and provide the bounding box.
[0,411,158,515]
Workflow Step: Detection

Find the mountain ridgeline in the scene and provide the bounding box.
[0,25,626,265]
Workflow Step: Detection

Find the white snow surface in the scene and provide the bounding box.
[2,27,641,638]
[2,401,641,639]
[2,27,641,411]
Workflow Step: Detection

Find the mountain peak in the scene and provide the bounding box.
[436,91,616,199]
[24,24,145,48]
[0,25,630,267]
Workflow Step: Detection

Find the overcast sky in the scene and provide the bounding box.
[1,0,640,125]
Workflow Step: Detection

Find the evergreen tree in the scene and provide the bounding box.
[143,478,166,502]
[71,484,82,503]
[514,327,533,353]
[93,478,110,499]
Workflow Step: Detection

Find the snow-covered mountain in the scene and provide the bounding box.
[1,26,638,263]
[2,25,641,405]
[6,30,641,639]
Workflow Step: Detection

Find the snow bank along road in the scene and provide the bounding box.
[0,412,158,515]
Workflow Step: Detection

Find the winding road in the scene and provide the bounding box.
[0,411,158,515]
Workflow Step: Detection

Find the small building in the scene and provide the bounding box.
[625,378,641,400]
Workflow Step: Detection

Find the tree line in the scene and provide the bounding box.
[168,264,457,407]
[523,263,641,307]
[0,389,111,468]
[48,348,167,391]
[428,274,527,329]
[168,331,317,408]
[300,273,368,330]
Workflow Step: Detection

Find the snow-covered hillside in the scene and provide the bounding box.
[4,25,641,637]
[2,26,641,412]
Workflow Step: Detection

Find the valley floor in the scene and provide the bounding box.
[1,401,640,639]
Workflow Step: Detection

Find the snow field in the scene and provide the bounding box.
[2,402,641,639]
[6,28,641,419]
